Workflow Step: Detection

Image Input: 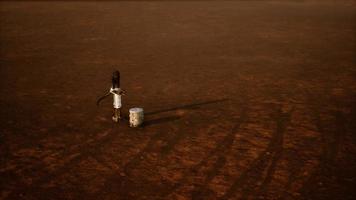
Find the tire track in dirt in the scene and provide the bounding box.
[153,99,230,156]
[5,125,119,199]
[121,127,171,176]
[249,106,295,199]
[120,99,230,176]
[143,100,249,199]
[219,105,294,200]
[190,106,248,200]
[109,127,217,198]
[79,125,173,199]
[280,149,306,199]
[91,100,231,199]
[299,90,347,199]
[0,108,102,183]
[123,106,215,178]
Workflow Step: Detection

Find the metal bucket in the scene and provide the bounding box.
[129,108,144,127]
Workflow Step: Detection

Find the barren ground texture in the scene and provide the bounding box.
[0,1,355,200]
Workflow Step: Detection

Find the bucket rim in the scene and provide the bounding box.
[129,107,144,113]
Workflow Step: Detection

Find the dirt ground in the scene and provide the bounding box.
[0,1,355,199]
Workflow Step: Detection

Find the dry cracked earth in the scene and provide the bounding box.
[0,1,356,200]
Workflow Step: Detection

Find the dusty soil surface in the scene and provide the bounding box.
[1,1,355,199]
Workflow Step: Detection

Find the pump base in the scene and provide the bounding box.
[112,108,121,122]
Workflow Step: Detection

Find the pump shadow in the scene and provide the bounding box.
[142,99,229,127]
[143,116,181,127]
[145,98,229,116]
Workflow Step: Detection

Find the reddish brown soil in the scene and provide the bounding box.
[1,1,356,200]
